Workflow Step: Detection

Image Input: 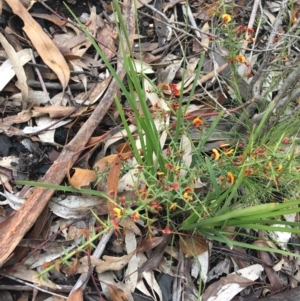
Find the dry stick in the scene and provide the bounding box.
[231,0,288,134]
[251,1,296,126]
[182,4,201,39]
[252,65,300,125]
[29,49,48,95]
[184,98,254,121]
[69,229,114,295]
[249,0,288,102]
[0,274,68,299]
[240,0,259,56]
[0,0,135,267]
[27,79,95,90]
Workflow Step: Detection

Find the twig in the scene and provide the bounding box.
[198,82,229,114]
[29,49,48,95]
[230,0,290,134]
[253,64,300,126]
[184,98,255,120]
[181,4,201,39]
[249,0,288,102]
[26,83,97,136]
[27,79,95,90]
[240,0,260,56]
[0,284,73,292]
[137,9,203,47]
[69,228,114,295]
[279,102,300,123]
[0,274,68,299]
[24,61,104,79]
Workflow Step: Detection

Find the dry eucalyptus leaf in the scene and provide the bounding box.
[95,251,135,274]
[97,271,135,301]
[67,288,83,301]
[201,264,263,301]
[0,33,28,108]
[68,168,96,189]
[0,48,32,92]
[108,284,129,301]
[33,104,75,119]
[49,195,107,219]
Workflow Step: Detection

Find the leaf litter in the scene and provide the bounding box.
[0,0,300,300]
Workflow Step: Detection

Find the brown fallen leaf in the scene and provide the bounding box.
[0,110,32,127]
[136,236,165,253]
[107,155,122,215]
[120,217,141,235]
[94,153,132,173]
[108,284,129,301]
[68,168,96,190]
[94,154,117,173]
[138,234,171,279]
[32,104,75,118]
[97,25,117,60]
[5,0,70,90]
[67,288,83,301]
[179,235,208,258]
[30,13,67,27]
[254,238,284,293]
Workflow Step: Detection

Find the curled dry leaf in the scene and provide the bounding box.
[94,154,120,173]
[0,110,32,127]
[95,251,135,274]
[49,195,108,219]
[0,190,25,211]
[68,168,96,190]
[98,271,134,301]
[5,0,70,90]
